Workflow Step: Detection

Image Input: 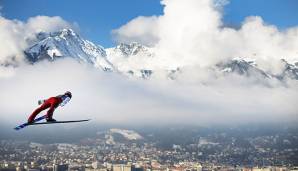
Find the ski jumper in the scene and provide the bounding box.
[28,95,70,122]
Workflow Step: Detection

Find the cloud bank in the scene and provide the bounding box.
[113,0,298,70]
[0,59,297,126]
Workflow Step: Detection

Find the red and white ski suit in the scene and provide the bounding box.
[28,95,69,122]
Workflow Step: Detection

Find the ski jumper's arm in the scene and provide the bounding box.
[60,96,70,107]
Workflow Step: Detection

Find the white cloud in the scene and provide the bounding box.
[108,0,298,125]
[112,16,160,46]
[112,0,298,69]
[0,16,73,64]
[0,59,297,126]
[26,16,72,34]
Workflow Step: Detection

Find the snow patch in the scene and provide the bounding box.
[109,128,143,140]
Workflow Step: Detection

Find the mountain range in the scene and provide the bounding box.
[14,29,298,81]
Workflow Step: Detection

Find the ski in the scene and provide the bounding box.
[29,119,90,125]
[14,115,47,130]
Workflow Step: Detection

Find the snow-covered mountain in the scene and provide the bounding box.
[24,29,113,71]
[106,42,156,78]
[277,59,298,80]
[24,29,156,78]
[106,42,153,57]
[216,57,271,79]
[216,58,298,81]
[21,28,298,81]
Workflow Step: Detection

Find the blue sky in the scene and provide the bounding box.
[223,0,298,29]
[1,0,298,47]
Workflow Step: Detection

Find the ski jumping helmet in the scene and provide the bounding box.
[65,91,72,98]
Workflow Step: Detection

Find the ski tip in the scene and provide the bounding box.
[14,127,20,131]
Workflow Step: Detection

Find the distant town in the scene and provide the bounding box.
[1,126,297,171]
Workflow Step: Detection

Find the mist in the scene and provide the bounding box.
[0,59,297,128]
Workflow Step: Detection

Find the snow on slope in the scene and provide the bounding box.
[278,59,298,80]
[216,58,298,81]
[109,128,143,140]
[106,43,182,79]
[25,29,113,71]
[106,42,156,77]
[216,57,271,79]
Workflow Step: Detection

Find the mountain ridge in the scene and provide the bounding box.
[10,28,298,81]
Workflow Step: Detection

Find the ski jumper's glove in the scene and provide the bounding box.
[38,100,46,105]
[60,96,70,107]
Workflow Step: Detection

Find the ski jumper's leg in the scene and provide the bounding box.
[46,105,56,119]
[46,97,61,119]
[28,100,51,122]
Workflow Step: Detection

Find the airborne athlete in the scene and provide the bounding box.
[27,91,72,123]
[14,91,89,130]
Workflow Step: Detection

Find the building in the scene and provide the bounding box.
[132,164,144,171]
[92,162,101,169]
[53,164,69,171]
[113,164,132,171]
